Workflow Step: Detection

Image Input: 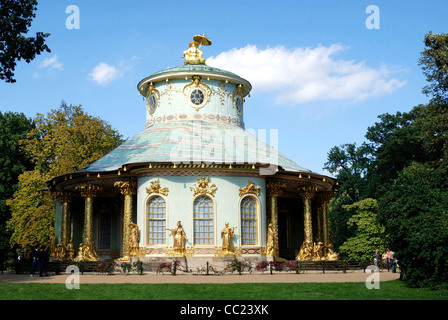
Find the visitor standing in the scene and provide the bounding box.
[29,246,41,276]
[391,250,397,273]
[373,249,380,267]
[39,246,48,277]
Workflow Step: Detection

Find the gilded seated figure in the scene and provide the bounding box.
[296,241,314,261]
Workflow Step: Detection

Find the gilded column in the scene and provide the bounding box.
[76,184,102,261]
[266,182,286,260]
[297,186,318,244]
[115,181,137,261]
[320,191,335,256]
[314,196,323,243]
[54,191,72,247]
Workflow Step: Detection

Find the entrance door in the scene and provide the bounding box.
[277,197,304,260]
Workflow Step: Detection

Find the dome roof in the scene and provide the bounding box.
[78,120,311,174]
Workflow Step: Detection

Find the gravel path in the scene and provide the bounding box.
[0,270,400,284]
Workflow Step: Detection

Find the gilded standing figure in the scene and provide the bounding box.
[167,221,187,255]
[221,222,236,254]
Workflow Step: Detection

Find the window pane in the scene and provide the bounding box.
[241,197,257,245]
[148,196,166,245]
[193,196,214,245]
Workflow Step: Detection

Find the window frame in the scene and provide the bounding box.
[238,195,260,247]
[192,195,216,246]
[146,194,168,246]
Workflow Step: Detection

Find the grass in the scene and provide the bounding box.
[1,280,447,300]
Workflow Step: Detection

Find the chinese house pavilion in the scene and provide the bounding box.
[49,35,339,266]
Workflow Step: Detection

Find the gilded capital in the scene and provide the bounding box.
[320,191,335,204]
[297,186,318,200]
[53,191,73,203]
[76,184,102,198]
[266,182,287,197]
[114,181,137,196]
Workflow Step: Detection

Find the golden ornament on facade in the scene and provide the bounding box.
[114,181,137,195]
[239,181,261,197]
[190,177,218,197]
[129,222,140,256]
[74,240,99,262]
[181,34,211,64]
[146,180,169,196]
[220,222,236,255]
[183,75,212,111]
[76,184,102,198]
[266,223,276,257]
[53,191,73,203]
[266,182,287,197]
[166,221,188,256]
[297,186,319,200]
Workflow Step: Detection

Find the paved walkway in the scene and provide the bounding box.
[0,270,400,284]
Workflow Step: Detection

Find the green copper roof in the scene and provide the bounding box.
[78,120,311,174]
[152,63,240,78]
[137,63,252,97]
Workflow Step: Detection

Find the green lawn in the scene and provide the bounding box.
[1,280,447,300]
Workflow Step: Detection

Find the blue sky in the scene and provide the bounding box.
[1,0,447,175]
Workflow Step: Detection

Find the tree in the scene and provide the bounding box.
[365,107,429,194]
[415,32,448,170]
[324,143,372,251]
[0,0,50,83]
[7,103,123,251]
[338,198,387,262]
[419,31,448,104]
[0,111,34,261]
[324,143,372,202]
[378,163,448,289]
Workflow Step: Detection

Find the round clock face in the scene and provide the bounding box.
[190,89,205,106]
[148,91,158,115]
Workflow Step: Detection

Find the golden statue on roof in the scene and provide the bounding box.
[182,34,212,64]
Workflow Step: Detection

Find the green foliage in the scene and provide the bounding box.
[378,163,448,289]
[0,0,50,83]
[0,112,34,260]
[324,143,371,202]
[7,103,123,252]
[325,32,448,288]
[365,108,429,191]
[419,31,448,103]
[338,199,387,262]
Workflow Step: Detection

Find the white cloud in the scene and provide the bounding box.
[88,62,122,86]
[39,54,63,71]
[207,44,406,104]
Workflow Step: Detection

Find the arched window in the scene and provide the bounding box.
[147,196,166,245]
[193,196,214,245]
[240,197,258,245]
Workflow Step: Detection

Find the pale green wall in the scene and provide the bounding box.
[137,175,266,249]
